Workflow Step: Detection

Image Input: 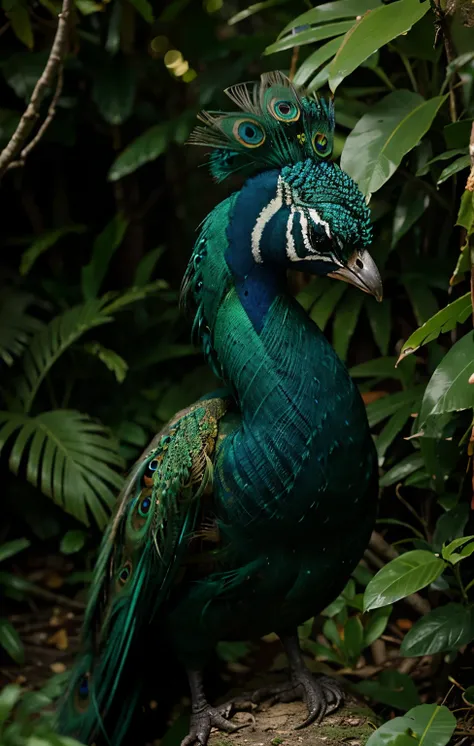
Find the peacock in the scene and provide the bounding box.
[56,71,382,746]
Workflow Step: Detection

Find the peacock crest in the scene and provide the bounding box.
[188,71,335,182]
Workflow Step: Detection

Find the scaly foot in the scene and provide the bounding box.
[181,703,245,746]
[182,670,251,746]
[248,670,344,728]
[251,631,344,728]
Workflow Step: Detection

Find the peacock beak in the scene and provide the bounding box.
[328,249,383,302]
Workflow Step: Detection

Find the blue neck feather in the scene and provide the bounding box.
[225,170,287,332]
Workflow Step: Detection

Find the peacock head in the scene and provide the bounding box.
[256,158,382,301]
[189,71,382,301]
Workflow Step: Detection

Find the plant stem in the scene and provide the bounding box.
[453,564,469,603]
[398,51,418,93]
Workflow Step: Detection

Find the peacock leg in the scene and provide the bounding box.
[181,670,248,746]
[249,633,344,729]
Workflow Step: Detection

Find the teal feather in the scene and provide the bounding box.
[57,70,380,746]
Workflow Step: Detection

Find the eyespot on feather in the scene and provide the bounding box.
[232,118,265,148]
[74,673,90,712]
[117,560,132,589]
[269,98,300,123]
[312,132,331,158]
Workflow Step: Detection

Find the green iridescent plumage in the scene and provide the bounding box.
[57,72,380,746]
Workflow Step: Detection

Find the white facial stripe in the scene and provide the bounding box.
[251,176,284,263]
[286,207,335,264]
[299,211,313,253]
[286,207,297,261]
[308,208,332,240]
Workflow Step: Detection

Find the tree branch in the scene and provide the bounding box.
[0,0,71,178]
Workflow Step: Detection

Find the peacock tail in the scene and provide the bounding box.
[56,397,229,744]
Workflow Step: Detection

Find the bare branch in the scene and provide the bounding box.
[0,0,72,178]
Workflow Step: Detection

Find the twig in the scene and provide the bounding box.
[431,0,460,122]
[16,580,85,611]
[0,0,71,178]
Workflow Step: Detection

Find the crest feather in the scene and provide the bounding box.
[188,71,335,182]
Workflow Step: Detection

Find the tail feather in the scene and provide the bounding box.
[55,397,229,745]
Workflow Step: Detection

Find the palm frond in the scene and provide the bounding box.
[13,285,168,414]
[0,291,43,367]
[0,410,124,528]
[13,299,113,414]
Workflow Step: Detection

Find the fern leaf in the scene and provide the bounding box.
[0,410,124,528]
[13,299,113,413]
[0,291,43,366]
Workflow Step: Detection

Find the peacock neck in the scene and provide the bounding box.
[193,172,365,523]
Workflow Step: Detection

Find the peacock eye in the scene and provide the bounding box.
[270,98,300,123]
[118,561,132,586]
[233,119,265,148]
[312,132,331,158]
[138,495,151,517]
[79,676,89,698]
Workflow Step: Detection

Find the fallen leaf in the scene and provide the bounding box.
[48,628,68,650]
[50,662,66,673]
[396,618,413,631]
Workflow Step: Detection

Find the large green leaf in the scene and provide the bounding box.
[128,0,154,22]
[60,529,86,554]
[401,603,474,656]
[365,386,424,428]
[81,214,129,300]
[398,294,471,362]
[0,683,22,724]
[309,282,347,331]
[418,330,474,432]
[380,452,424,487]
[376,404,414,463]
[0,618,24,664]
[356,670,420,711]
[0,290,43,366]
[280,0,381,37]
[437,154,471,184]
[328,0,429,91]
[367,704,456,746]
[2,0,33,49]
[0,538,30,563]
[392,182,429,248]
[92,56,136,125]
[265,20,354,55]
[333,290,364,361]
[366,297,391,355]
[403,278,438,327]
[0,410,123,527]
[341,91,446,198]
[108,123,171,182]
[293,37,344,88]
[364,550,445,611]
[228,0,290,25]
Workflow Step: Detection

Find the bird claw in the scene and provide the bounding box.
[247,672,344,729]
[180,704,248,746]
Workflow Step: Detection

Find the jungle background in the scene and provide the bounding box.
[1,0,474,744]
